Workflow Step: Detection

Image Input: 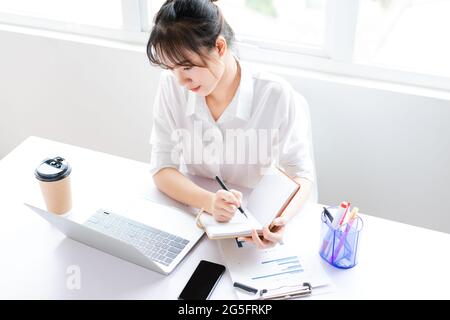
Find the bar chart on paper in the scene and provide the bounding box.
[219,239,309,299]
[220,238,331,299]
[253,255,304,280]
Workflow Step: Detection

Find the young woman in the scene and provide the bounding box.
[146,0,314,248]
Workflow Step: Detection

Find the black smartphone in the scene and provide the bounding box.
[178,260,226,300]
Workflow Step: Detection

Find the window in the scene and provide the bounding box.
[0,0,449,89]
[354,0,450,78]
[148,0,327,55]
[0,0,123,29]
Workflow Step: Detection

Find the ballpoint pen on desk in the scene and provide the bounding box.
[233,282,258,294]
[214,176,248,219]
[332,207,359,260]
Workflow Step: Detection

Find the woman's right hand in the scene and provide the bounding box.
[211,189,243,222]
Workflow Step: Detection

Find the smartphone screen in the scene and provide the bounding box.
[178,260,226,300]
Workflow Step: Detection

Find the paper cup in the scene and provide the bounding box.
[35,157,72,215]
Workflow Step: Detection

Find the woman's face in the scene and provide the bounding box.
[169,49,225,97]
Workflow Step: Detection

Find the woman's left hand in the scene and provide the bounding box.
[238,216,287,249]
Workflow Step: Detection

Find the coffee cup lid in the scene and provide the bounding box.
[35,156,72,182]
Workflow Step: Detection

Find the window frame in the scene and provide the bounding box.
[0,0,149,43]
[0,0,448,92]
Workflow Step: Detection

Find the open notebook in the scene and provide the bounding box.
[197,166,300,239]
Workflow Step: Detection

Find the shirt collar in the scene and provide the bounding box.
[185,58,254,122]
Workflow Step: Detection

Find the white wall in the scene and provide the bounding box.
[1,28,449,233]
[0,28,158,163]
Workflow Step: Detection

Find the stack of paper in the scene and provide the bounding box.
[219,239,332,300]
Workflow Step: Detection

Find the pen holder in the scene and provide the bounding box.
[319,206,363,269]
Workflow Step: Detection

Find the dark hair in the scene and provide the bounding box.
[146,0,235,70]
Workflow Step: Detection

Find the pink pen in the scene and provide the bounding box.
[338,202,350,226]
[332,207,359,260]
[322,202,349,258]
[331,201,349,229]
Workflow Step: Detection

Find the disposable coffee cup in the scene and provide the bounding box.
[35,156,72,215]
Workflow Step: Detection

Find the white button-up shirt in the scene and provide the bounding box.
[149,59,314,188]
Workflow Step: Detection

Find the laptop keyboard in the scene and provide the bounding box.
[84,209,190,266]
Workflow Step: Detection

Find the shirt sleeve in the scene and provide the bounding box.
[149,72,182,176]
[277,89,315,183]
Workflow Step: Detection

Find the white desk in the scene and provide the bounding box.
[1,136,449,299]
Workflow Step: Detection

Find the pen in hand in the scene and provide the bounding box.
[214,176,248,219]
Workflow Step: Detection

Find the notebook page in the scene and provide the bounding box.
[199,210,261,238]
[246,167,299,227]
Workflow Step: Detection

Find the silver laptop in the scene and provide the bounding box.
[24,199,204,275]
